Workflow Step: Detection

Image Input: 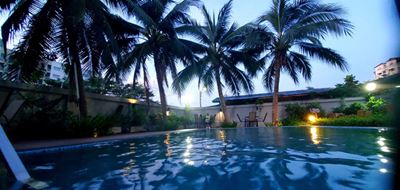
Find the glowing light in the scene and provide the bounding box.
[127,98,138,104]
[379,168,388,173]
[380,158,388,163]
[186,137,192,143]
[166,108,171,116]
[377,154,383,158]
[181,94,193,105]
[377,137,385,146]
[365,82,377,92]
[396,85,400,88]
[183,151,190,157]
[309,127,320,144]
[200,87,207,92]
[218,130,226,141]
[308,115,317,123]
[381,146,390,152]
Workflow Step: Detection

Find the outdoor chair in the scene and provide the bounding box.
[236,114,245,127]
[262,112,268,122]
[245,112,258,127]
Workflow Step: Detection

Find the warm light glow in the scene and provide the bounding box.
[309,127,320,144]
[216,111,225,122]
[127,98,138,104]
[218,130,226,141]
[166,110,171,116]
[365,82,377,92]
[308,115,317,123]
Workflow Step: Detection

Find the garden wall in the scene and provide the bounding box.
[189,97,365,125]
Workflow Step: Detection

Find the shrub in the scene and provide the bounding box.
[343,102,367,115]
[283,103,326,125]
[220,121,237,128]
[67,115,116,137]
[314,114,389,126]
[366,96,386,114]
[150,113,189,131]
[264,121,283,127]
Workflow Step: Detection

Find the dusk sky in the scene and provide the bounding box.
[1,0,399,107]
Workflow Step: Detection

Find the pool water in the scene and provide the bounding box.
[20,127,395,189]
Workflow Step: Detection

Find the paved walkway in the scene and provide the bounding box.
[13,129,200,151]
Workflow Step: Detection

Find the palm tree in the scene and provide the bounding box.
[1,0,138,117]
[122,0,200,118]
[255,0,353,125]
[172,0,260,121]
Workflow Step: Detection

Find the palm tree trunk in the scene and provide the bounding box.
[272,63,281,126]
[67,27,88,117]
[154,53,167,119]
[215,73,228,122]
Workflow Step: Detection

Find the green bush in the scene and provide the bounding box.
[220,121,238,128]
[283,103,326,125]
[343,102,367,115]
[366,96,386,114]
[314,114,388,126]
[67,115,116,137]
[150,113,191,131]
[264,121,283,127]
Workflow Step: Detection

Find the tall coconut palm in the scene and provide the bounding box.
[172,0,260,121]
[121,0,201,118]
[256,0,353,125]
[1,0,139,116]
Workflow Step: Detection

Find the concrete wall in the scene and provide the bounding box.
[188,97,365,125]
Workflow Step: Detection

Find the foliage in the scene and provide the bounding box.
[172,0,258,96]
[121,0,200,118]
[220,121,238,128]
[264,121,283,127]
[149,113,192,131]
[366,96,386,114]
[283,103,326,121]
[328,75,365,98]
[342,102,367,115]
[85,78,154,99]
[314,115,389,127]
[332,96,386,115]
[67,114,116,137]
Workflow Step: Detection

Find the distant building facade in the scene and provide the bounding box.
[374,57,400,79]
[0,39,90,81]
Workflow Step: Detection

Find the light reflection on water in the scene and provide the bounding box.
[21,127,395,190]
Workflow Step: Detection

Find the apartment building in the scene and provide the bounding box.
[0,40,89,81]
[374,57,400,79]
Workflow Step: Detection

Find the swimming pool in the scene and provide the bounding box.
[20,127,395,189]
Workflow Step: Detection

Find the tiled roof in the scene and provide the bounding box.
[212,88,332,103]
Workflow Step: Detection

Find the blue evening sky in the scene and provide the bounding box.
[1,0,399,107]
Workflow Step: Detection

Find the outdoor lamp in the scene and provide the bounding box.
[308,114,317,123]
[365,82,377,92]
[166,108,171,116]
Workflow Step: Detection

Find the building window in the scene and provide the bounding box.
[53,67,62,71]
[52,74,60,78]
